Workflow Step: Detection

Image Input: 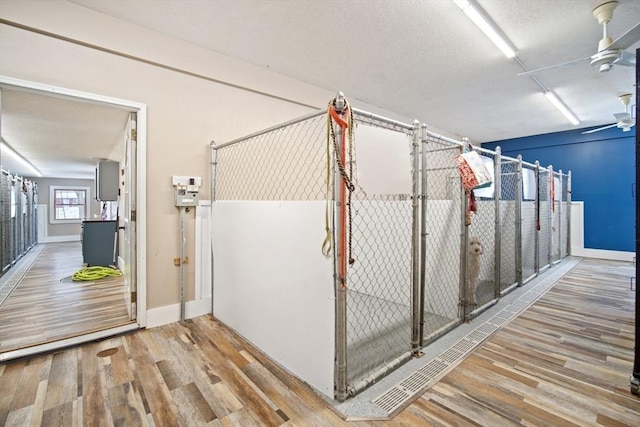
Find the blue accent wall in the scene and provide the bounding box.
[483,126,635,252]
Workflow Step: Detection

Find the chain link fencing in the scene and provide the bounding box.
[521,162,537,283]
[499,156,519,292]
[214,112,328,201]
[344,112,415,390]
[211,105,574,401]
[0,171,38,279]
[421,135,463,343]
[538,167,551,271]
[466,148,497,312]
[1,170,11,274]
[551,170,562,264]
[561,172,570,258]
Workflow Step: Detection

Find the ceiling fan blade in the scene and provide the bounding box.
[613,50,636,66]
[607,23,640,51]
[517,56,590,76]
[581,123,617,134]
[613,112,631,121]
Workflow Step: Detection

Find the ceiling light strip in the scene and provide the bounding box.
[452,0,516,58]
[1,140,43,177]
[453,1,580,126]
[544,92,580,126]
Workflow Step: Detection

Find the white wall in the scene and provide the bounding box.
[212,201,335,398]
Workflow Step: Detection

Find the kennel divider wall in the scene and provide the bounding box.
[211,111,336,398]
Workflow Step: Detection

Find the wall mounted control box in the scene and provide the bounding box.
[172,176,201,207]
[175,184,200,207]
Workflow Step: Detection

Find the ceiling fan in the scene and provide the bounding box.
[582,93,635,134]
[519,1,640,76]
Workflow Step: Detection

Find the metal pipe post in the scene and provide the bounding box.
[558,170,563,261]
[419,124,428,346]
[547,165,553,267]
[459,146,469,320]
[534,161,540,275]
[566,171,572,256]
[179,206,186,322]
[494,147,502,299]
[332,93,348,402]
[515,156,523,285]
[210,142,217,315]
[410,120,421,354]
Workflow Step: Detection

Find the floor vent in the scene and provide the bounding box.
[371,387,409,413]
[370,258,579,415]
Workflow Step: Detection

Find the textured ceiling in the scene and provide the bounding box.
[0,88,130,179]
[1,0,639,179]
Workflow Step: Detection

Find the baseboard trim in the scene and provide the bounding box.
[146,297,212,328]
[38,235,81,243]
[571,247,635,262]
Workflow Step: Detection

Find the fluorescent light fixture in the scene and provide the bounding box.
[1,140,43,177]
[453,0,516,58]
[544,91,580,125]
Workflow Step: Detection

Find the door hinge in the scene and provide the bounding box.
[131,291,137,301]
[131,210,136,222]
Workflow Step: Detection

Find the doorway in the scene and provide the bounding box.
[0,76,147,361]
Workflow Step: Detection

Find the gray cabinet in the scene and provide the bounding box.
[96,160,119,201]
[82,220,118,267]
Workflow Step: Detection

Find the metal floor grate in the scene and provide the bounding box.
[371,258,579,415]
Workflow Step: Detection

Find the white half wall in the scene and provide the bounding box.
[212,201,335,398]
[195,201,212,300]
[570,201,635,262]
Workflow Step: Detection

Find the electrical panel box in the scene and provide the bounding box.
[175,184,200,207]
[96,160,119,201]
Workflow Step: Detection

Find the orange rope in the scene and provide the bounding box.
[328,104,350,288]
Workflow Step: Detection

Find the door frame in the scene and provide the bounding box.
[0,76,147,361]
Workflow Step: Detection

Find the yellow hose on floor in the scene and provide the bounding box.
[72,266,122,282]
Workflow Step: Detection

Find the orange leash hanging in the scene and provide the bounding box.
[328,103,350,289]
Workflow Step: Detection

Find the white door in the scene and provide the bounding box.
[122,112,137,320]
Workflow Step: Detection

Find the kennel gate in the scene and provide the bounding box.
[419,130,464,344]
[499,154,520,294]
[538,164,552,272]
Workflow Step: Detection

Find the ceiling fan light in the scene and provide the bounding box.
[544,92,580,125]
[453,0,516,58]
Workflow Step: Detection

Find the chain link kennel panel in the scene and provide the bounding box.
[215,114,328,201]
[344,113,415,390]
[521,162,537,283]
[467,149,497,309]
[0,171,10,274]
[538,168,551,271]
[551,171,562,264]
[421,136,463,343]
[499,157,519,292]
[561,172,570,258]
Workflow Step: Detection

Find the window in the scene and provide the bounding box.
[49,186,91,224]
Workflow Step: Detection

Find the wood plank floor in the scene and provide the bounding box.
[0,243,131,353]
[0,257,638,426]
